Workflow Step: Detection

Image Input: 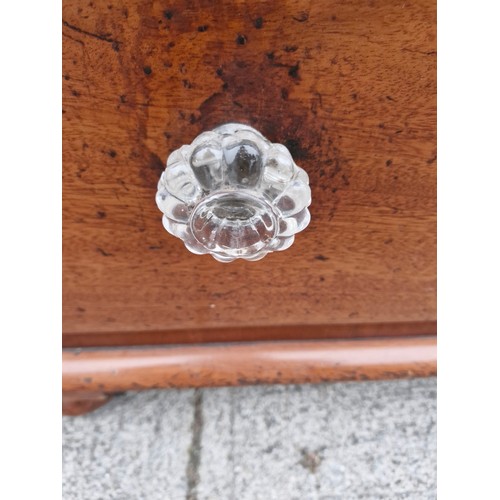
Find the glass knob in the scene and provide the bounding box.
[156,123,311,262]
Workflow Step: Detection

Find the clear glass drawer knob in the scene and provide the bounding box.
[156,123,311,262]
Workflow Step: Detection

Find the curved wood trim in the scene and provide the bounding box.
[63,336,436,394]
[62,320,437,348]
[62,391,112,416]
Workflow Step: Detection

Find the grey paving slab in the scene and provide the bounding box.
[198,378,436,500]
[62,390,196,500]
[62,378,436,500]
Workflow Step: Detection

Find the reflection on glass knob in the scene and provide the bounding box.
[156,123,311,262]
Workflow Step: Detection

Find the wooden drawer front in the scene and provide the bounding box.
[63,0,436,347]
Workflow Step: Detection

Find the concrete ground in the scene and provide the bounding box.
[62,377,436,500]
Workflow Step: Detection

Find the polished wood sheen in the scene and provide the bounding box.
[63,336,436,397]
[63,0,436,347]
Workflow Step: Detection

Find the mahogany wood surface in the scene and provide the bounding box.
[63,320,436,348]
[62,391,112,416]
[63,0,436,347]
[63,336,437,397]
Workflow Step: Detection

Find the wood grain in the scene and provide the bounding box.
[63,0,436,346]
[63,336,437,396]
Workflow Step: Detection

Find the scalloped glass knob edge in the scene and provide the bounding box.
[156,123,311,262]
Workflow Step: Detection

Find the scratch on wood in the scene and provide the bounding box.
[62,20,121,49]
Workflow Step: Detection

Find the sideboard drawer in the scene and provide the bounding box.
[63,0,436,346]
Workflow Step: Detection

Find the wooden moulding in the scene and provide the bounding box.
[62,391,112,416]
[63,336,436,414]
